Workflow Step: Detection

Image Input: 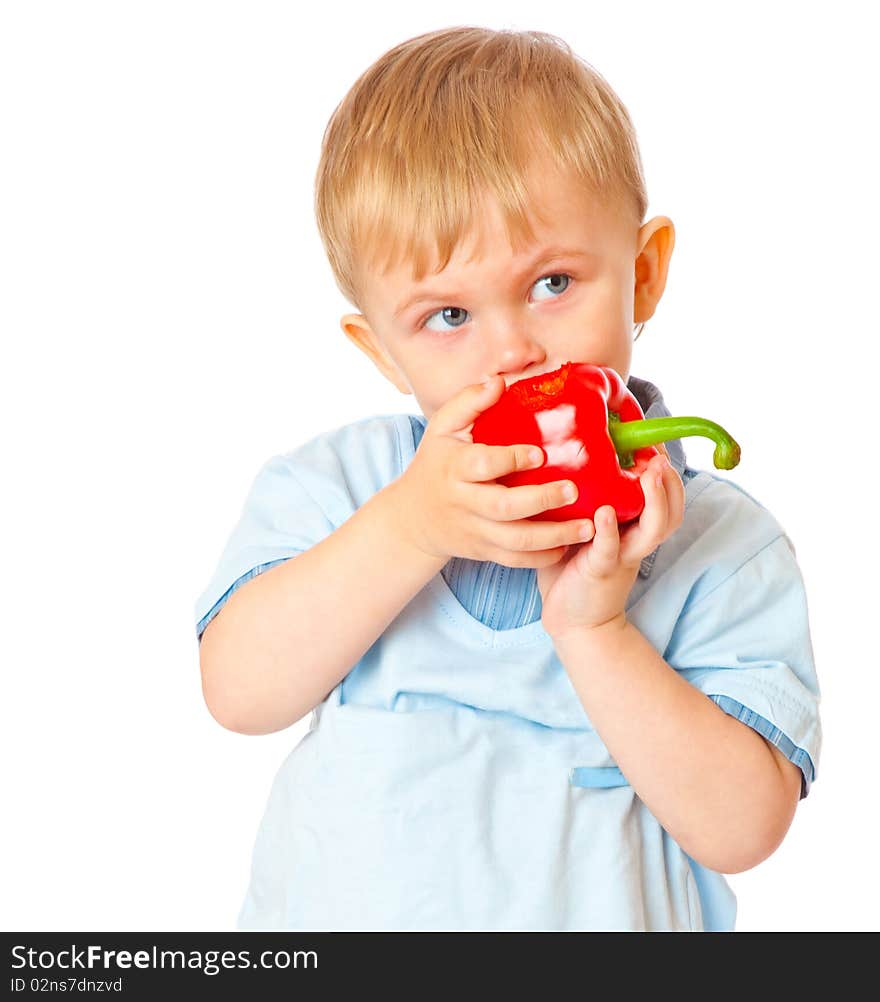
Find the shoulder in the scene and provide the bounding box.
[683,467,785,539]
[280,412,414,463]
[659,467,799,603]
[266,413,418,509]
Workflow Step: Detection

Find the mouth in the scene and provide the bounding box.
[503,365,563,389]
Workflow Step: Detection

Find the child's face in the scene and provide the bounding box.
[342,161,674,420]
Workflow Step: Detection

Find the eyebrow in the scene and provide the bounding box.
[392,247,598,320]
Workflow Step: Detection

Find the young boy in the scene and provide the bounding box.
[194,27,820,931]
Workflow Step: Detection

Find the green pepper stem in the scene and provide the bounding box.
[608,414,741,470]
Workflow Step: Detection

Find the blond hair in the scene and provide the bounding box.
[314,26,648,310]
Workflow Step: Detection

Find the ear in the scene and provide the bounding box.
[633,216,675,325]
[340,313,413,396]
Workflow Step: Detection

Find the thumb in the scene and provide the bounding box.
[430,373,505,438]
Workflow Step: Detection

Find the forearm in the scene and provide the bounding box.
[199,480,446,735]
[552,618,794,873]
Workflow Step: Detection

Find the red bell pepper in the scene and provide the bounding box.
[471,361,741,524]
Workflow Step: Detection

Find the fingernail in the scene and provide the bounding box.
[563,482,578,502]
[579,522,594,540]
[529,447,544,465]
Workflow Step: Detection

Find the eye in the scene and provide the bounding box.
[422,306,470,333]
[418,273,573,333]
[531,273,571,300]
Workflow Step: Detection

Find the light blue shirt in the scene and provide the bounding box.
[194,375,821,931]
[195,377,689,638]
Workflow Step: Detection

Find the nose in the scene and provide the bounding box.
[484,324,547,384]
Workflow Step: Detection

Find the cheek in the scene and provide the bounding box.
[595,276,633,327]
[410,375,459,420]
[560,307,630,357]
[566,277,631,333]
[400,350,479,409]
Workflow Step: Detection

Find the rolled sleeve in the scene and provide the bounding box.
[708,695,814,799]
[664,534,821,799]
[193,453,339,642]
[196,557,290,642]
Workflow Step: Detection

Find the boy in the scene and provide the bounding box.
[195,27,820,931]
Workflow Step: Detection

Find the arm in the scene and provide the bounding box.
[199,480,446,735]
[200,375,591,736]
[552,619,802,874]
[538,455,803,874]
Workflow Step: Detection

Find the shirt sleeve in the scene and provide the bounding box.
[663,532,821,799]
[193,414,410,643]
[195,558,290,642]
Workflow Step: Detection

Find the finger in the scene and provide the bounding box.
[457,441,546,484]
[665,461,686,529]
[462,477,580,519]
[430,374,505,438]
[584,504,620,576]
[620,456,670,564]
[488,543,573,569]
[476,512,595,553]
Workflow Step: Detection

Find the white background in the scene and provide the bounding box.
[2,0,878,932]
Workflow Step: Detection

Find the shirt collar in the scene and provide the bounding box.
[626,374,688,478]
[626,373,688,580]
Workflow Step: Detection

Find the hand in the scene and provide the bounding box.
[393,375,594,568]
[536,451,686,638]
